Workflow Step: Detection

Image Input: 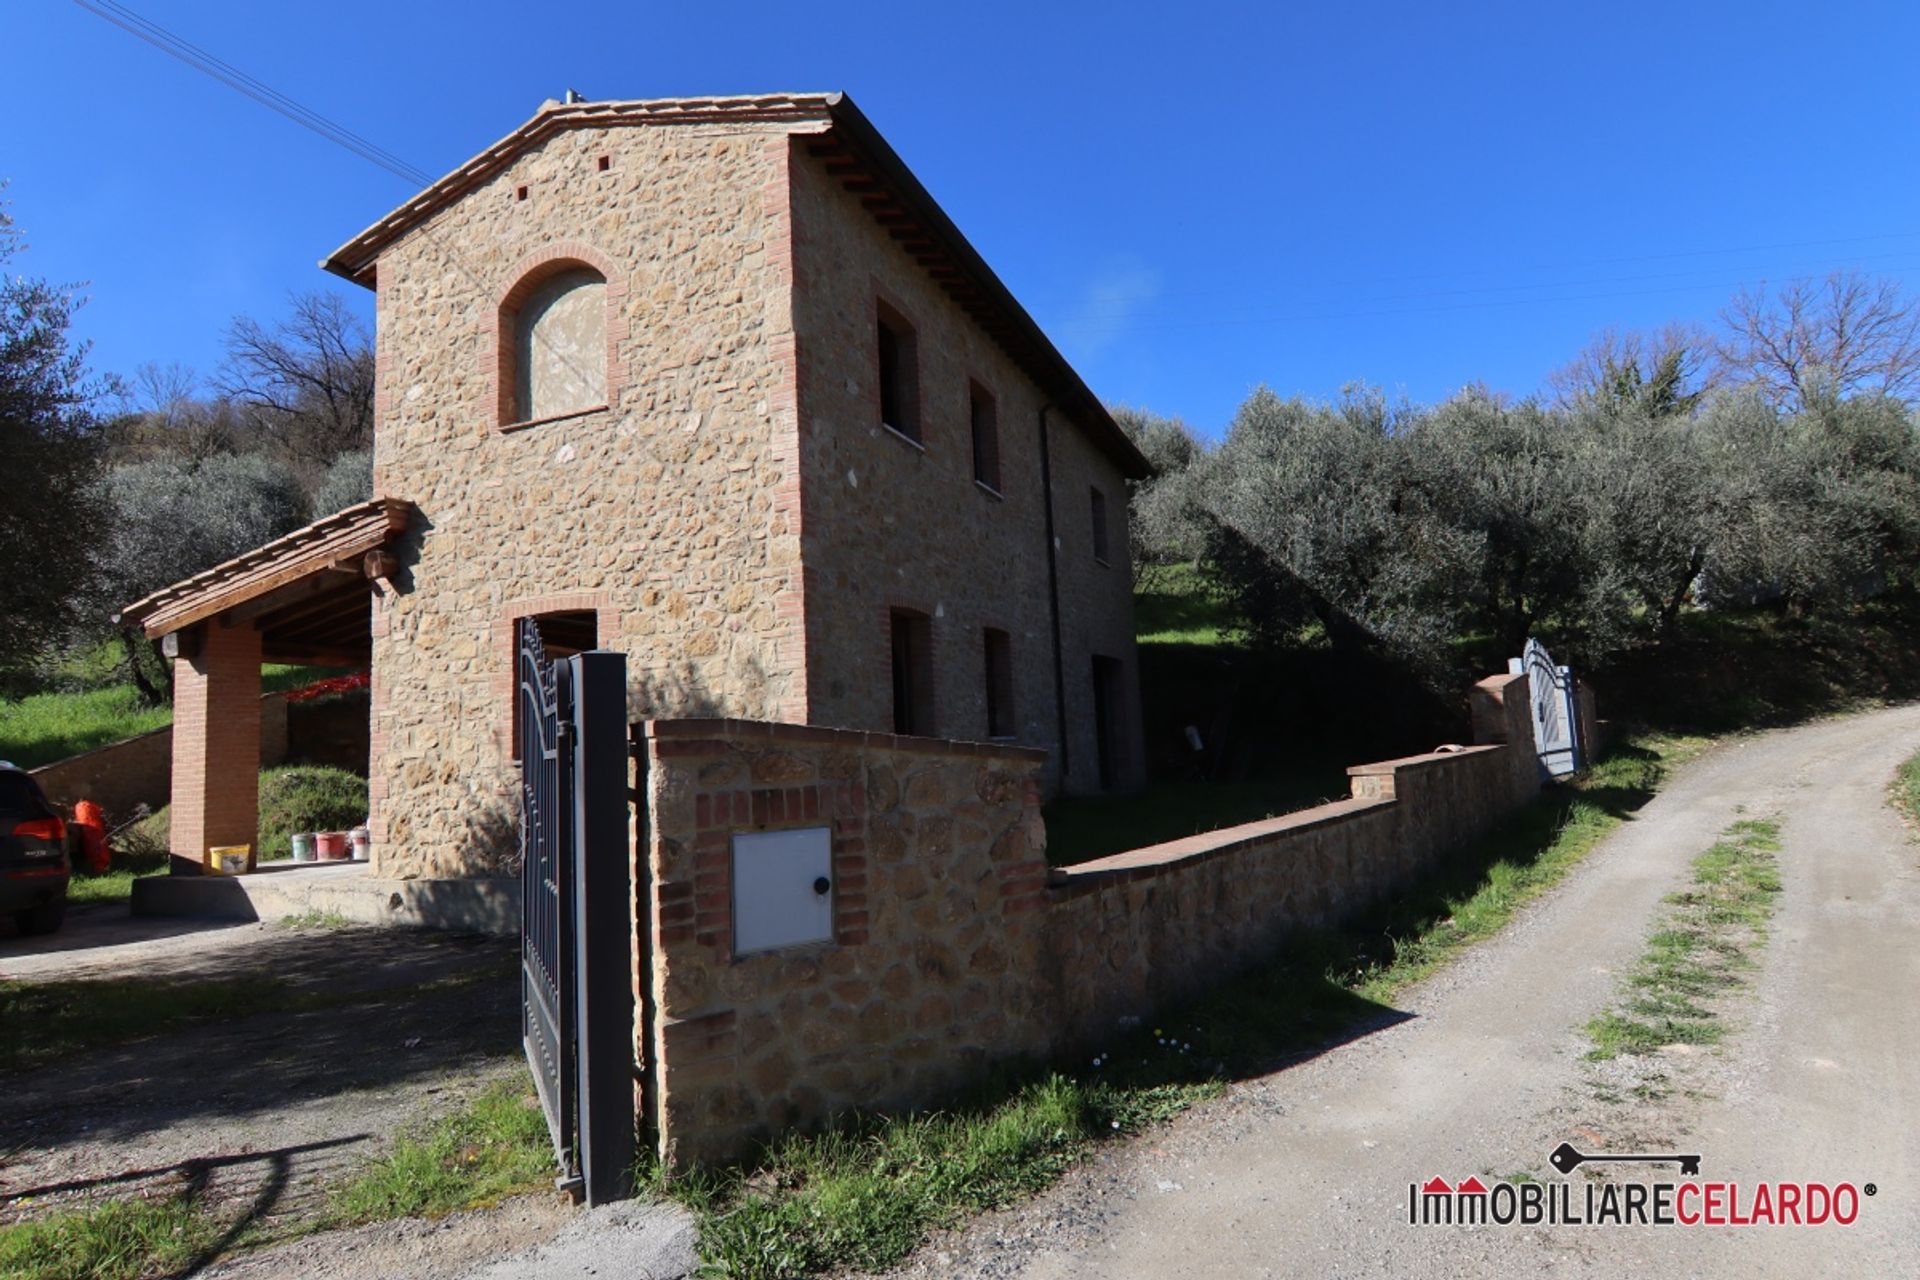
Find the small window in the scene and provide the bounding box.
[983,628,1015,738]
[1090,486,1111,564]
[876,303,919,442]
[512,611,597,760]
[889,608,934,736]
[970,382,1000,491]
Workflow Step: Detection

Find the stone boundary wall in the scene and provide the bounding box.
[29,689,372,822]
[637,673,1539,1167]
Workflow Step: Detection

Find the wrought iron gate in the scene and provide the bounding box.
[519,619,635,1205]
[1511,637,1583,778]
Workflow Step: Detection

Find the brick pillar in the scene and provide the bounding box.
[169,623,263,869]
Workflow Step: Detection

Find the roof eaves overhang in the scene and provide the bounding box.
[118,497,415,639]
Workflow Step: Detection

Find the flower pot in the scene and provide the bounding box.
[291,832,316,862]
[349,826,371,860]
[314,831,349,861]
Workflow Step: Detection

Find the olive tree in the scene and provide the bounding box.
[1110,404,1207,587]
[0,198,109,670]
[1199,386,1475,672]
[94,454,307,701]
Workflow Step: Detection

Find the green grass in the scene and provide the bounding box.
[0,663,347,769]
[1134,564,1238,646]
[1585,817,1782,1061]
[0,685,173,771]
[328,1080,555,1223]
[279,909,355,930]
[1893,747,1920,826]
[257,766,367,863]
[667,735,1700,1279]
[0,1193,222,1280]
[1042,773,1348,866]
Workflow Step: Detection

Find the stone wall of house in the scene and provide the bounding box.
[638,673,1540,1167]
[784,144,1145,794]
[366,118,818,877]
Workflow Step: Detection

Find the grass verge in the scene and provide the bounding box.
[327,1080,554,1223]
[664,734,1704,1279]
[1585,816,1782,1060]
[0,1194,221,1280]
[1892,747,1920,826]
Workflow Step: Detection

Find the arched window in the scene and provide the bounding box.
[506,266,607,424]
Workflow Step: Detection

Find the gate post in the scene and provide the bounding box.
[568,650,636,1205]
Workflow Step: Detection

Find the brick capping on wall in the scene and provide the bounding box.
[635,670,1543,1167]
[643,716,1048,764]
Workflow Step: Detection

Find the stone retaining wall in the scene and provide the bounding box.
[638,672,1541,1167]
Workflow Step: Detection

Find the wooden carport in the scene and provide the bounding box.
[116,498,413,869]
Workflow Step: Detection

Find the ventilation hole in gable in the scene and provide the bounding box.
[516,185,529,202]
[597,154,611,172]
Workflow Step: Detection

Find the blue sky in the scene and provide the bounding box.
[6,0,1919,436]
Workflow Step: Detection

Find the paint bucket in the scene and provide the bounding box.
[206,845,251,876]
[291,832,316,862]
[348,826,370,860]
[314,831,349,861]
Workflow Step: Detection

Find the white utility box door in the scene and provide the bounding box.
[731,826,834,955]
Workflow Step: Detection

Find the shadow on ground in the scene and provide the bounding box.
[0,923,523,1238]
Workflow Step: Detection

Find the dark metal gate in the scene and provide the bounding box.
[519,619,635,1205]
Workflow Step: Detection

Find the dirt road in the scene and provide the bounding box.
[890,706,1920,1279]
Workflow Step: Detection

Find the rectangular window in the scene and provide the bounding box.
[1090,486,1111,564]
[889,608,934,736]
[876,304,919,442]
[970,382,1000,491]
[983,628,1015,738]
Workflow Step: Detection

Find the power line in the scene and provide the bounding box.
[72,0,436,188]
[72,0,608,393]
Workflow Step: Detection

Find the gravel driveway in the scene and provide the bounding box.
[878,706,1920,1279]
[0,909,528,1240]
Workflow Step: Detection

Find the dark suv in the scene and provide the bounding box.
[0,764,68,935]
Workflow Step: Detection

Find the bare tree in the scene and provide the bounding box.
[218,291,374,472]
[1548,323,1715,416]
[102,362,251,463]
[1714,271,1920,410]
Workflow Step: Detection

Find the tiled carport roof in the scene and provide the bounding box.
[116,498,414,662]
[320,92,1151,481]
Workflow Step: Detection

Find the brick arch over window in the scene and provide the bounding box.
[487,242,629,431]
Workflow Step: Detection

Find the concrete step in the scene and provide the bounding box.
[131,860,520,935]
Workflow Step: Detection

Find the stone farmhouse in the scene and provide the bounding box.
[121,92,1150,882]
